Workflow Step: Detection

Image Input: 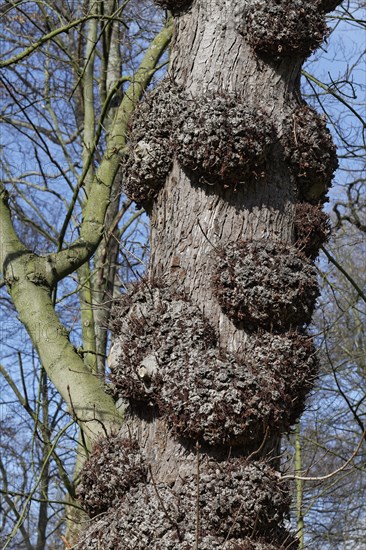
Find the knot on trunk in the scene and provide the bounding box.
[157,331,318,446]
[109,282,216,406]
[77,435,147,518]
[212,240,319,331]
[174,93,274,186]
[154,0,192,12]
[294,202,331,259]
[283,105,338,203]
[77,458,296,549]
[178,458,291,541]
[122,83,275,206]
[242,0,329,58]
[109,281,317,446]
[122,81,184,206]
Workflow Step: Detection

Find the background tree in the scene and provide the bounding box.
[285,7,366,547]
[288,225,365,550]
[1,1,169,547]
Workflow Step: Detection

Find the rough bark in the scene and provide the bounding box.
[79,1,338,547]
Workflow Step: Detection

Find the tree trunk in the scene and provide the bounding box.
[77,1,338,547]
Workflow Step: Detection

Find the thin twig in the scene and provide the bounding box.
[224,500,245,543]
[321,245,366,304]
[197,219,220,252]
[247,426,270,461]
[148,465,182,542]
[283,429,365,481]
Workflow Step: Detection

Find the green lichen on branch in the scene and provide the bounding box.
[0,24,173,446]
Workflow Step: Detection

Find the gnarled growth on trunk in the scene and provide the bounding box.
[282,104,338,203]
[294,202,331,259]
[242,0,329,56]
[78,457,293,549]
[212,240,319,330]
[78,0,339,547]
[77,435,147,517]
